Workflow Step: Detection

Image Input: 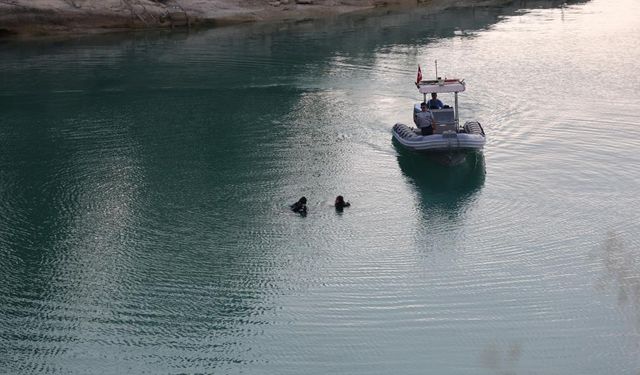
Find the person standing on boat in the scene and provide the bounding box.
[414,102,435,135]
[426,93,444,109]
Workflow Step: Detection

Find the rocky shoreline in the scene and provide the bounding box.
[0,0,507,38]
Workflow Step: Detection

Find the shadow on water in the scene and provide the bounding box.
[395,143,485,217]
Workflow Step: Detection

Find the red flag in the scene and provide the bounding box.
[416,65,423,86]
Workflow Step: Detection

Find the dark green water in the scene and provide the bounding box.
[2,0,640,373]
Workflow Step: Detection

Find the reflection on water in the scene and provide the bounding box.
[596,231,640,334]
[480,341,523,374]
[395,146,485,217]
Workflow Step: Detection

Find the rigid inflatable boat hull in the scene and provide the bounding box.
[392,122,485,153]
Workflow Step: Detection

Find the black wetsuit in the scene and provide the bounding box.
[291,201,307,214]
[335,201,350,210]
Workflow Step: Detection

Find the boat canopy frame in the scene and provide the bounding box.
[417,78,466,127]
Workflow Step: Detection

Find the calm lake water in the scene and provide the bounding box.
[2,0,640,373]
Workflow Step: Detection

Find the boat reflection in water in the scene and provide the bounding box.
[395,145,486,218]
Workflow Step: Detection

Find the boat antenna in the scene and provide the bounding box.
[434,60,438,79]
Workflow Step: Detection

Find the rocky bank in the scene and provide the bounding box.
[0,0,507,37]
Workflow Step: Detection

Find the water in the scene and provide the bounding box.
[2,0,640,373]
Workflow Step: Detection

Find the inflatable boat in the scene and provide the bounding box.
[392,77,485,153]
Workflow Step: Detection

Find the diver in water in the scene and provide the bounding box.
[290,197,308,214]
[334,195,351,211]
